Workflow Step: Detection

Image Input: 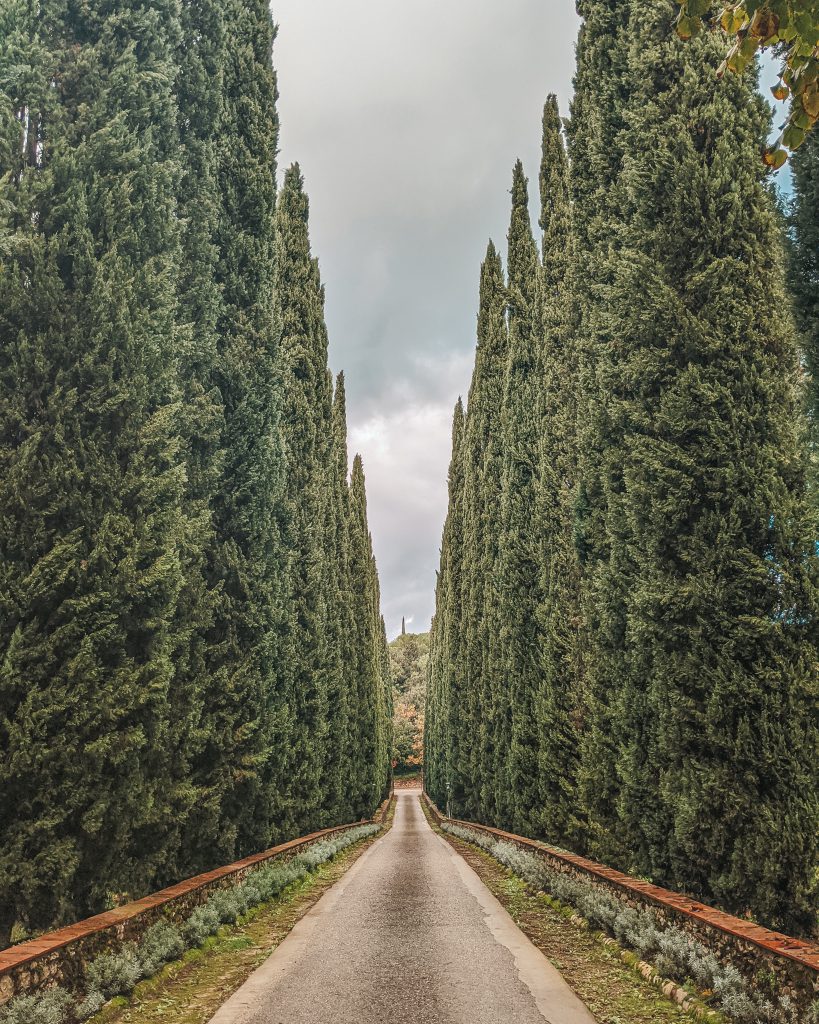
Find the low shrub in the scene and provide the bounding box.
[443,822,810,1024]
[138,921,185,977]
[84,945,143,1000]
[0,823,381,1024]
[0,991,74,1024]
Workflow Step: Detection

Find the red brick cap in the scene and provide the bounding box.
[444,812,819,975]
[0,821,368,977]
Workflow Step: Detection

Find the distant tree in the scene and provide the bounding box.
[348,456,392,815]
[377,611,393,799]
[390,631,430,695]
[389,631,429,774]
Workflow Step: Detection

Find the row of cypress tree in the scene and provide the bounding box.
[426,0,818,935]
[0,0,391,948]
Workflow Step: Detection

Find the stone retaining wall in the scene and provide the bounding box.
[423,792,819,1011]
[0,808,388,1008]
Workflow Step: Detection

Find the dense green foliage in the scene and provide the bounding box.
[347,457,393,813]
[426,3,819,934]
[789,125,819,478]
[0,0,390,949]
[389,631,429,774]
[498,163,545,838]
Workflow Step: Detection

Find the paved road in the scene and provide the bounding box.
[208,789,597,1024]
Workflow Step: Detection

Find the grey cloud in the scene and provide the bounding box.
[272,0,580,637]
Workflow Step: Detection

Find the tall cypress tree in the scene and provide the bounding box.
[441,399,468,817]
[535,97,582,847]
[568,0,638,865]
[348,455,390,816]
[789,127,819,486]
[275,164,331,835]
[461,243,509,824]
[0,0,190,941]
[575,0,819,929]
[327,372,356,819]
[171,0,228,878]
[424,400,465,812]
[374,606,393,804]
[496,163,544,835]
[322,371,354,825]
[199,0,286,861]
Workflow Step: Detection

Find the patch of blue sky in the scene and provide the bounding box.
[759,50,794,195]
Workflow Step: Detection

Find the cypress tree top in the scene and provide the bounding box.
[507,161,539,309]
[539,95,572,295]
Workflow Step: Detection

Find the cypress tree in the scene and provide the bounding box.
[495,163,544,835]
[424,401,465,812]
[321,371,353,825]
[375,608,393,803]
[575,0,819,929]
[568,0,638,865]
[171,0,228,877]
[461,243,509,824]
[423,619,440,804]
[535,97,582,847]
[0,0,190,940]
[348,455,390,816]
[328,372,357,823]
[424,606,445,805]
[442,399,468,817]
[0,0,393,949]
[789,127,819,483]
[198,0,286,861]
[275,164,331,835]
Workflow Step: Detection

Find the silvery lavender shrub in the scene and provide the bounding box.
[84,944,143,999]
[182,901,221,946]
[0,989,73,1024]
[75,989,105,1021]
[442,823,805,1024]
[296,825,379,871]
[138,921,184,976]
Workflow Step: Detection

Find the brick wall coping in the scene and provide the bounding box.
[0,819,371,979]
[424,794,819,976]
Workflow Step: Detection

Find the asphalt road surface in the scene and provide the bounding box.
[208,789,597,1024]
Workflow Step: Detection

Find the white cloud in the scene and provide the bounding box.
[350,400,458,637]
[272,0,580,638]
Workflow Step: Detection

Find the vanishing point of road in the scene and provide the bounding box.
[208,789,597,1024]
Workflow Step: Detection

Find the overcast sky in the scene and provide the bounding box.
[273,0,581,638]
